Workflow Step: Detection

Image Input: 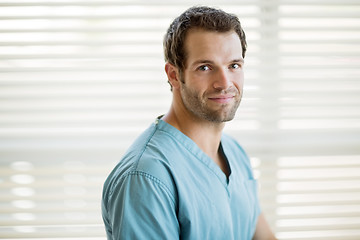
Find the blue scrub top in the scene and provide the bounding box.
[102,118,261,240]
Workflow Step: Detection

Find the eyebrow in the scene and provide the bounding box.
[191,58,244,66]
[231,58,245,64]
[191,60,214,66]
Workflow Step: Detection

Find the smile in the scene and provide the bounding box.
[208,95,234,104]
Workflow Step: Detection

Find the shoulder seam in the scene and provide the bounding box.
[110,170,176,206]
[134,124,158,169]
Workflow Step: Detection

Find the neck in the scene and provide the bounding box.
[162,103,225,159]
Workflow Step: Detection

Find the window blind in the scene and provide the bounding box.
[0,1,359,239]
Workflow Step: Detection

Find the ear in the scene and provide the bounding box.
[165,62,181,90]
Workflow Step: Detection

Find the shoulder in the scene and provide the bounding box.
[103,123,177,206]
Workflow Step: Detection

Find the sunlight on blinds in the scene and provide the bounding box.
[0,1,359,239]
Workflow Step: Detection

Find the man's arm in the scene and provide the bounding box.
[104,172,179,239]
[252,213,277,240]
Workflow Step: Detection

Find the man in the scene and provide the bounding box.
[102,6,276,240]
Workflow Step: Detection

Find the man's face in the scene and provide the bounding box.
[179,29,244,123]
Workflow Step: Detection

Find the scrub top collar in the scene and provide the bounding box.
[155,115,233,188]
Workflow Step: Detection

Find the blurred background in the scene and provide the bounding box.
[0,0,359,239]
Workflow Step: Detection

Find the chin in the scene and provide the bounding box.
[204,112,237,123]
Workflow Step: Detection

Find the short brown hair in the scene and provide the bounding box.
[163,6,247,72]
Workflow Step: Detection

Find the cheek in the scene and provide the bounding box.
[232,74,244,91]
[184,73,207,91]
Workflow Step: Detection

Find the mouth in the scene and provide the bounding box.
[208,95,235,104]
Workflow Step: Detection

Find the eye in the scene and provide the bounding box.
[198,65,210,71]
[229,63,241,69]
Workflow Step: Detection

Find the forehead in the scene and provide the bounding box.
[184,29,243,66]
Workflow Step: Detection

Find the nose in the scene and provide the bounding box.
[213,68,231,90]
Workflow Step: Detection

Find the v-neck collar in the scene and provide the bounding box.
[155,118,233,188]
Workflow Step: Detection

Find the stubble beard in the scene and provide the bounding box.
[180,81,242,123]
